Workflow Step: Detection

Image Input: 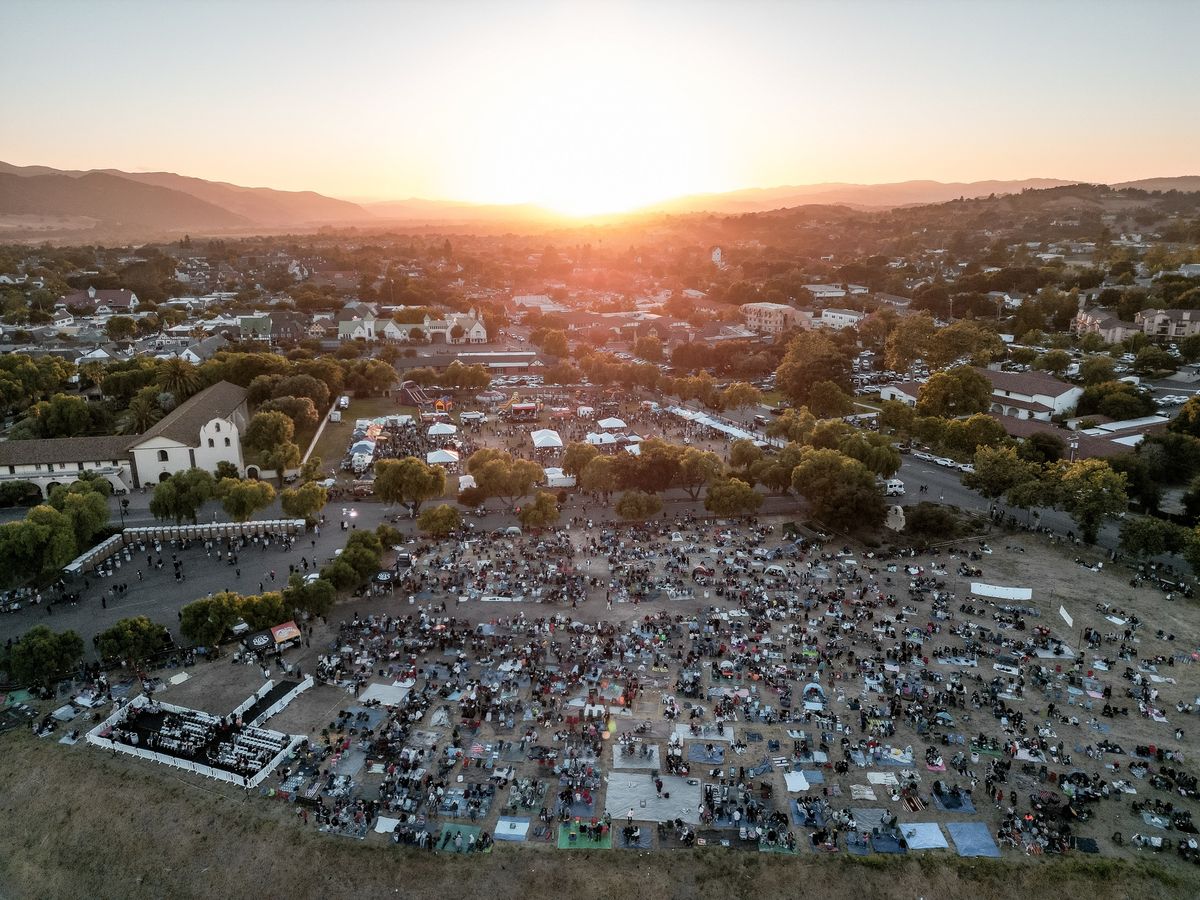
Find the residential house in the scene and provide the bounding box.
[1072,307,1137,343]
[57,287,139,315]
[180,334,230,364]
[978,368,1082,421]
[268,311,307,344]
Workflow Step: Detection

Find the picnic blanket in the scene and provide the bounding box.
[901,822,948,850]
[947,821,1001,857]
[931,791,976,813]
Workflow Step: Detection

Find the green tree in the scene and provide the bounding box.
[839,431,902,477]
[104,316,137,342]
[157,357,202,400]
[1018,431,1066,464]
[258,396,319,430]
[1048,458,1129,544]
[964,445,1040,502]
[541,330,569,358]
[632,335,663,361]
[704,478,763,517]
[216,478,275,522]
[719,381,762,411]
[5,626,84,688]
[96,616,169,668]
[1078,356,1116,385]
[417,503,461,537]
[677,447,724,500]
[149,468,215,524]
[179,593,242,647]
[615,490,662,521]
[263,441,302,486]
[579,456,618,496]
[1036,349,1072,376]
[916,366,992,418]
[283,576,336,618]
[808,381,853,418]
[280,481,327,525]
[243,410,295,457]
[729,438,763,473]
[941,414,1010,457]
[467,449,543,505]
[518,491,560,528]
[775,330,852,407]
[1119,515,1187,560]
[562,441,600,477]
[791,448,885,531]
[215,460,240,480]
[884,314,936,370]
[767,407,817,443]
[375,456,447,515]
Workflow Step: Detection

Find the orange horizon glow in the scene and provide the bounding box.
[2,2,1198,211]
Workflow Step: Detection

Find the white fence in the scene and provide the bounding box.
[65,519,307,575]
[249,675,314,727]
[85,694,303,789]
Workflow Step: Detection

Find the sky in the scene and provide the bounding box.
[3,0,1199,215]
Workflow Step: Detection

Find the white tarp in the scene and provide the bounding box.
[358,682,412,705]
[970,582,1032,601]
[784,771,811,792]
[531,429,564,449]
[604,772,701,824]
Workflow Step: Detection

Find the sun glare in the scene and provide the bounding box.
[439,14,732,218]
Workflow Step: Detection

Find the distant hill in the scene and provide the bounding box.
[0,171,249,230]
[1114,176,1200,193]
[0,161,371,240]
[641,179,1084,214]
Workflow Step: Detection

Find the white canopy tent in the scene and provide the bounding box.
[427,422,457,436]
[531,428,564,449]
[426,448,460,465]
[597,417,627,430]
[585,432,618,445]
[544,467,575,488]
[458,473,477,490]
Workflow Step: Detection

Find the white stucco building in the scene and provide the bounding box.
[128,381,249,484]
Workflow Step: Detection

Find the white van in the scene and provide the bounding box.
[884,478,905,497]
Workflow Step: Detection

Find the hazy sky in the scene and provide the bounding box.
[3,0,1198,213]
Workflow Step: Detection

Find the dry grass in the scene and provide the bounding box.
[0,731,1195,900]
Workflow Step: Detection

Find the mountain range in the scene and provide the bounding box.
[1,161,1197,242]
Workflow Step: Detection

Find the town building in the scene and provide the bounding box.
[0,381,249,495]
[819,308,866,330]
[740,302,809,335]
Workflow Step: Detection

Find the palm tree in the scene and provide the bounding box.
[123,394,163,434]
[158,358,201,400]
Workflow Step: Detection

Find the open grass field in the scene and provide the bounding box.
[0,730,1195,900]
[309,397,416,475]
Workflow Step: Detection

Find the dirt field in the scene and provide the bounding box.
[0,728,1194,900]
[4,520,1200,900]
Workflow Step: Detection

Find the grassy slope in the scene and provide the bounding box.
[0,732,1195,900]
